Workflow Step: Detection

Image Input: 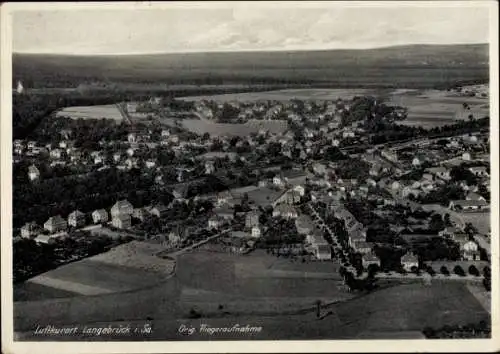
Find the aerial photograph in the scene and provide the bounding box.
[6,2,494,343]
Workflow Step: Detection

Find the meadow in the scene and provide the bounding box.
[15,241,175,300]
[179,118,288,137]
[55,104,123,121]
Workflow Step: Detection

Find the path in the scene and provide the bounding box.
[168,229,230,258]
[466,283,491,314]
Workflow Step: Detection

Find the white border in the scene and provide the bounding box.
[1,2,499,353]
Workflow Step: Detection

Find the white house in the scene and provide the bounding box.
[272,204,298,219]
[28,165,40,181]
[362,254,380,268]
[468,166,488,178]
[68,210,86,228]
[92,209,109,224]
[251,226,262,238]
[293,185,305,197]
[273,176,285,187]
[462,240,480,261]
[401,253,419,271]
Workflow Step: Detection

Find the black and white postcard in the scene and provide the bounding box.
[1,1,498,353]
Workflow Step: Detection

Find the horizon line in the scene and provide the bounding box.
[12,42,489,57]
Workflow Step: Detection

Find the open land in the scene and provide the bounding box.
[55,105,123,121]
[179,119,288,137]
[177,88,489,129]
[14,241,175,300]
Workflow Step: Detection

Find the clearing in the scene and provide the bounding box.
[55,104,123,121]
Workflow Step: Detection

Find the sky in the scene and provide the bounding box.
[12,3,491,55]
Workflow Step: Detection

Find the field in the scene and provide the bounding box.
[178,88,374,102]
[55,104,123,121]
[178,87,489,129]
[388,89,489,128]
[179,118,288,137]
[14,241,175,300]
[14,278,490,340]
[458,212,491,235]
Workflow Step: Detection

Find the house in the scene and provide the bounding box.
[132,208,149,222]
[112,214,132,229]
[205,161,215,175]
[50,148,63,159]
[462,240,480,261]
[448,199,489,212]
[126,147,136,157]
[168,231,181,245]
[68,210,86,228]
[381,149,398,162]
[293,185,305,197]
[425,167,451,181]
[21,222,38,238]
[28,165,40,181]
[412,157,422,167]
[208,216,225,229]
[438,226,463,239]
[251,226,262,238]
[145,160,156,169]
[315,244,332,261]
[307,232,328,247]
[348,229,366,246]
[113,153,122,163]
[468,166,488,177]
[161,129,171,138]
[245,211,260,228]
[462,152,474,161]
[111,200,134,218]
[312,163,327,176]
[44,215,68,233]
[273,175,285,187]
[92,209,109,224]
[401,253,419,271]
[352,240,373,254]
[128,133,139,143]
[150,204,168,218]
[362,254,381,268]
[272,204,298,219]
[215,206,235,220]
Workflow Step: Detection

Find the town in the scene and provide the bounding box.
[13,81,491,333]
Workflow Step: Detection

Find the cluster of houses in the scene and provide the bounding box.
[19,199,172,244]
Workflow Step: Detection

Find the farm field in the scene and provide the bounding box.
[14,241,175,300]
[388,89,489,128]
[458,211,491,235]
[14,280,489,341]
[180,118,288,137]
[178,87,489,129]
[55,104,123,121]
[178,88,375,102]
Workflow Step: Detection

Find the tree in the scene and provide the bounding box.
[440,266,450,276]
[429,214,445,232]
[315,300,322,318]
[444,213,452,226]
[454,265,466,276]
[468,265,480,276]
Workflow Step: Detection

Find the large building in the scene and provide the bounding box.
[68,210,86,228]
[44,215,68,233]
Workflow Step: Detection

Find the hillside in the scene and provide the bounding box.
[13,44,489,89]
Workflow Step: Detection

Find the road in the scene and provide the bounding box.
[168,229,230,258]
[116,102,132,124]
[306,203,358,275]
